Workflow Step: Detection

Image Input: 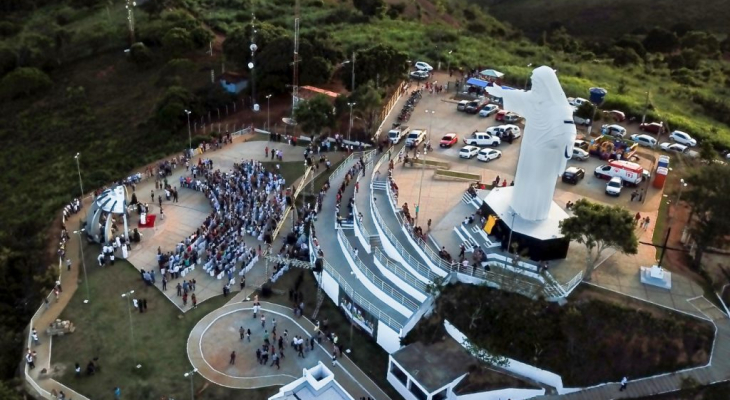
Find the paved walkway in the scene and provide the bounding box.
[187,301,392,399]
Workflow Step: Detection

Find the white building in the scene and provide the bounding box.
[270,362,356,400]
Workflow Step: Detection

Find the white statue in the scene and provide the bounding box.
[485,66,576,221]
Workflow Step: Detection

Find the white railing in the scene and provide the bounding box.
[337,229,418,311]
[561,270,584,295]
[321,257,403,331]
[352,203,371,238]
[373,248,428,294]
[370,188,441,282]
[330,153,357,181]
[390,205,454,272]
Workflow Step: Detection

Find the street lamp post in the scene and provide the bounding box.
[347,102,356,142]
[266,94,272,132]
[523,63,533,90]
[415,110,435,226]
[507,211,518,254]
[351,51,356,92]
[184,110,192,155]
[73,229,90,304]
[184,368,198,400]
[121,290,141,369]
[74,153,84,199]
[446,50,453,74]
[676,179,688,212]
[641,90,650,124]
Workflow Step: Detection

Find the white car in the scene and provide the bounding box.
[487,124,522,139]
[414,61,433,71]
[630,134,657,148]
[479,104,499,117]
[659,142,688,153]
[459,145,480,159]
[477,148,502,162]
[571,147,589,161]
[569,97,589,107]
[669,130,697,147]
[603,124,627,138]
[605,177,622,196]
[409,70,429,80]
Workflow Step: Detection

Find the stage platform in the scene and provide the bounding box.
[481,187,570,261]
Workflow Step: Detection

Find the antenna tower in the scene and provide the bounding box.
[291,0,300,121]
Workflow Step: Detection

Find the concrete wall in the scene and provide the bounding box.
[456,388,545,400]
[444,320,565,391]
[321,271,340,304]
[401,296,434,337]
[376,322,402,354]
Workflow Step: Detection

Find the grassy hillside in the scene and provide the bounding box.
[477,0,730,40]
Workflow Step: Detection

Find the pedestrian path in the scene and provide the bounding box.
[187,301,392,399]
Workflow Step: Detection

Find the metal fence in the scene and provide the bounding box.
[337,229,418,312]
[372,248,429,294]
[320,257,404,331]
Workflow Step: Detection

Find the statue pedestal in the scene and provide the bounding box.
[640,265,672,289]
[481,187,570,261]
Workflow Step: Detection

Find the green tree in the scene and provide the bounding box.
[162,27,193,57]
[353,0,385,17]
[683,164,730,269]
[574,101,595,120]
[698,140,718,163]
[300,56,332,85]
[642,27,679,53]
[255,36,294,95]
[222,23,288,69]
[343,43,407,91]
[611,46,642,67]
[140,0,169,18]
[0,44,16,78]
[154,85,195,130]
[351,82,382,136]
[129,42,153,68]
[0,67,52,99]
[559,199,638,281]
[190,26,213,48]
[0,380,22,400]
[294,94,336,138]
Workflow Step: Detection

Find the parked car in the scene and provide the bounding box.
[477,148,502,162]
[562,167,585,184]
[594,160,644,185]
[459,145,480,159]
[405,129,427,147]
[495,110,509,121]
[414,61,433,71]
[571,147,589,161]
[440,133,458,148]
[605,176,623,196]
[409,70,429,80]
[456,100,469,112]
[465,99,488,114]
[478,104,500,117]
[604,110,626,122]
[573,115,591,126]
[387,124,410,144]
[669,130,697,147]
[640,122,663,134]
[659,142,689,153]
[602,124,627,138]
[486,125,521,140]
[464,132,501,147]
[504,112,522,123]
[568,97,589,107]
[630,134,657,148]
[574,140,589,151]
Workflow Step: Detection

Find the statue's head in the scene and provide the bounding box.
[530,66,569,107]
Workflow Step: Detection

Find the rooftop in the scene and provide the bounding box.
[392,340,472,393]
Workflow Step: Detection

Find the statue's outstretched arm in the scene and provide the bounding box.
[485,86,528,116]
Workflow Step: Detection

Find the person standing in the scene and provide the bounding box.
[182,292,188,306]
[620,376,628,391]
[26,352,35,369]
[331,351,337,367]
[66,259,72,271]
[229,351,236,365]
[191,293,197,308]
[162,277,167,291]
[240,326,245,340]
[176,282,182,296]
[271,352,280,369]
[31,328,40,345]
[261,313,266,328]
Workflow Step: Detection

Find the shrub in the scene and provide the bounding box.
[162,27,194,57]
[0,67,52,99]
[129,42,154,68]
[0,21,22,38]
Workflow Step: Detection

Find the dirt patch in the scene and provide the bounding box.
[406,283,714,387]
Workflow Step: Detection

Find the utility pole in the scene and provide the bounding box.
[351,51,356,92]
[347,102,356,142]
[125,0,136,45]
[642,90,650,124]
[249,12,259,112]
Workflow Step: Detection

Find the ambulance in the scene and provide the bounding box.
[593,160,645,186]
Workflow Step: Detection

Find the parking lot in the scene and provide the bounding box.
[381,74,664,212]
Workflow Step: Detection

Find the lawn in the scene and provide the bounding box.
[260,161,307,186]
[51,255,276,400]
[265,268,402,400]
[405,283,715,387]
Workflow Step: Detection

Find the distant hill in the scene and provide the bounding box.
[477,0,730,40]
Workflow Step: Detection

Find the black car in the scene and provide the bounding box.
[562,167,585,184]
[465,100,487,114]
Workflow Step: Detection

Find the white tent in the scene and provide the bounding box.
[479,69,504,79]
[84,185,130,245]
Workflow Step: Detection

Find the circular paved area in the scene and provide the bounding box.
[188,301,329,389]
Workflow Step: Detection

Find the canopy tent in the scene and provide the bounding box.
[479,69,504,79]
[84,185,130,246]
[465,77,490,88]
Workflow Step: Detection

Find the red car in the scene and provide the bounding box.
[640,122,663,134]
[440,133,458,147]
[495,110,508,122]
[604,110,626,122]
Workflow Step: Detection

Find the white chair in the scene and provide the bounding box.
[209,270,215,277]
[217,272,223,280]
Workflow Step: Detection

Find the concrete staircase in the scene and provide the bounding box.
[372,180,388,191]
[369,235,382,249]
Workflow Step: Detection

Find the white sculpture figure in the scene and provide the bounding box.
[484,66,576,221]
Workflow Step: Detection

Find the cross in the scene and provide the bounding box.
[639,227,688,267]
